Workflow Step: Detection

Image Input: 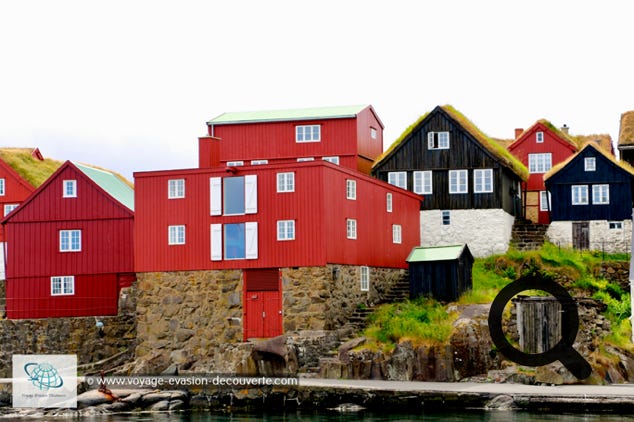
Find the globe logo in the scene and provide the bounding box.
[23,362,64,391]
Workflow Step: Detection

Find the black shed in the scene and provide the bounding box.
[406,244,474,302]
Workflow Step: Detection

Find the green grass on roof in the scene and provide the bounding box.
[0,148,62,187]
[619,111,634,147]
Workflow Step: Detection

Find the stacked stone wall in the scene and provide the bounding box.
[547,220,632,254]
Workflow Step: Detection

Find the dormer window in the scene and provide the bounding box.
[427,132,449,150]
[63,180,77,198]
[536,131,544,143]
[370,127,377,139]
[296,125,320,143]
[585,157,596,172]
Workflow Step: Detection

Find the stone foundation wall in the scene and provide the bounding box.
[547,220,632,253]
[420,209,515,257]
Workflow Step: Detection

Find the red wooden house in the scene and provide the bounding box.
[1,161,135,319]
[507,120,578,224]
[0,148,61,279]
[199,105,384,175]
[134,160,421,339]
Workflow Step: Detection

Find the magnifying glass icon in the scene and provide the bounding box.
[488,278,592,380]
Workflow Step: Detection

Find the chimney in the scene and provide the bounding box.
[514,128,524,139]
[561,124,569,135]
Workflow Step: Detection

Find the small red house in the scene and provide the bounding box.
[508,120,578,224]
[199,105,384,175]
[2,161,135,319]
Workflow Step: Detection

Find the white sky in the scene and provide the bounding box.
[1,1,633,181]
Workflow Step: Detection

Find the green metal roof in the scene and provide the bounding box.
[406,245,467,262]
[208,105,369,125]
[74,162,134,211]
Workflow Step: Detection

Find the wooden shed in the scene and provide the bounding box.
[406,244,473,302]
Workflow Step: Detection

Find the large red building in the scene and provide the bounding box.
[199,105,384,175]
[2,161,135,319]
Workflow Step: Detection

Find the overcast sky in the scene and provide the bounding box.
[1,1,633,181]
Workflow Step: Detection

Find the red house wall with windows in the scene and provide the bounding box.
[508,121,577,223]
[133,161,421,272]
[2,162,135,319]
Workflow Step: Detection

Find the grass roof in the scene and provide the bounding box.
[373,112,430,166]
[544,141,634,181]
[618,111,634,147]
[571,134,614,156]
[0,148,62,187]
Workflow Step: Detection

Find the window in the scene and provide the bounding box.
[473,169,493,193]
[386,193,393,213]
[168,179,185,199]
[585,157,596,172]
[51,276,74,296]
[388,172,407,189]
[449,170,468,194]
[168,225,185,245]
[360,266,369,292]
[392,225,402,244]
[210,222,258,261]
[277,172,295,193]
[4,204,18,216]
[571,185,589,205]
[370,127,377,139]
[528,153,552,173]
[442,210,451,225]
[59,230,81,252]
[322,156,339,165]
[609,221,623,230]
[226,161,244,167]
[251,160,268,165]
[63,180,77,198]
[536,131,544,143]
[346,180,356,200]
[540,191,551,211]
[297,157,314,162]
[277,220,295,241]
[296,125,320,142]
[427,131,450,149]
[210,176,258,216]
[592,184,610,204]
[413,171,432,194]
[346,219,357,239]
[0,178,4,196]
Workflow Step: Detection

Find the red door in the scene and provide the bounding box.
[243,269,282,340]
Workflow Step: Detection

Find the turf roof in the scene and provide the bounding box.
[0,148,62,187]
[618,111,634,147]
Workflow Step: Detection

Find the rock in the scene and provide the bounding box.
[169,399,186,410]
[77,390,117,408]
[150,399,170,411]
[329,403,366,412]
[386,341,415,381]
[338,337,366,363]
[486,395,518,410]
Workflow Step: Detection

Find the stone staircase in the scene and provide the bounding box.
[510,219,548,251]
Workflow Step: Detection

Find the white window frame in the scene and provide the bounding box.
[59,229,81,252]
[571,185,589,205]
[346,179,356,200]
[277,220,295,241]
[413,171,432,195]
[322,156,339,165]
[473,169,493,193]
[251,160,268,165]
[209,176,258,216]
[584,157,596,172]
[51,275,75,296]
[168,179,185,199]
[277,172,295,193]
[386,193,393,213]
[168,225,186,245]
[592,184,610,205]
[346,218,357,239]
[360,266,370,292]
[63,180,77,198]
[226,161,244,167]
[536,131,544,143]
[296,125,321,143]
[3,204,18,216]
[0,178,5,196]
[392,224,402,244]
[449,170,468,194]
[388,171,407,189]
[427,131,450,150]
[442,210,451,225]
[609,221,623,230]
[528,153,552,174]
[370,127,377,139]
[540,191,551,211]
[297,157,314,162]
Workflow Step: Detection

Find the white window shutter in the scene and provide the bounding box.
[245,222,258,259]
[210,224,222,261]
[427,132,434,149]
[244,175,258,214]
[210,177,222,216]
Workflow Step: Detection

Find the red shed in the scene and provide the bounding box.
[199,105,384,175]
[2,161,135,319]
[508,120,578,223]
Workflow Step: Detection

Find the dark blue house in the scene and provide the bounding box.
[544,142,634,251]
